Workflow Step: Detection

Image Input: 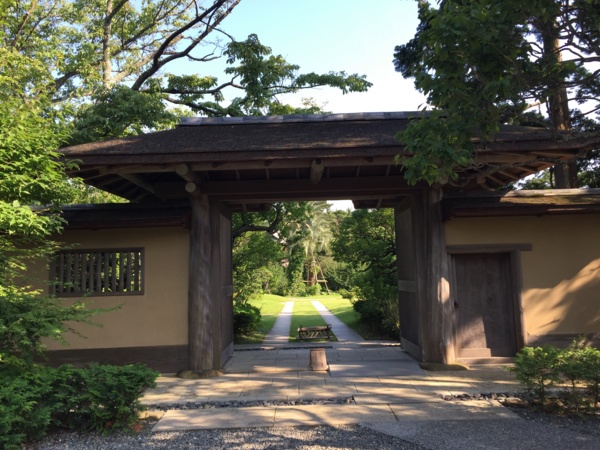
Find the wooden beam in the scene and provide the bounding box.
[175,164,203,187]
[98,167,157,195]
[185,182,201,197]
[309,159,325,184]
[202,176,420,197]
[119,173,156,194]
[473,153,532,163]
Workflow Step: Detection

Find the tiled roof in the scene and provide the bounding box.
[178,111,426,126]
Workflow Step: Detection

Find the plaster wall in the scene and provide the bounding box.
[42,227,190,350]
[445,214,600,340]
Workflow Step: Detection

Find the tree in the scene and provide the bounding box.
[297,201,334,288]
[0,44,102,367]
[4,1,371,145]
[231,202,312,302]
[331,208,398,337]
[393,0,600,187]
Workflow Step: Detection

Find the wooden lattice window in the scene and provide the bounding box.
[51,249,144,297]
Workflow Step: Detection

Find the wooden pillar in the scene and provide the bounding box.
[419,187,455,364]
[209,201,234,369]
[188,195,215,372]
[394,199,422,359]
[188,196,234,373]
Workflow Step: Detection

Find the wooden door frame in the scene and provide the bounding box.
[447,244,531,360]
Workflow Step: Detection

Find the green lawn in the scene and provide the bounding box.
[316,297,364,335]
[234,292,380,344]
[234,294,287,344]
[288,298,335,342]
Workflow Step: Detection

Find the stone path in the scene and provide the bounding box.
[311,300,365,343]
[142,299,526,435]
[261,301,294,345]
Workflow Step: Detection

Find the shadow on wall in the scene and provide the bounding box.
[525,257,600,336]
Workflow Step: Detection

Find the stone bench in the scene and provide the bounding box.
[297,324,332,340]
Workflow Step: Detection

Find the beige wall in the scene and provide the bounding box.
[42,227,190,350]
[445,214,600,340]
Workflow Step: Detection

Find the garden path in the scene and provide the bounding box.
[262,301,294,345]
[311,300,365,343]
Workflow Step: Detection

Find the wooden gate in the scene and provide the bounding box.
[451,252,520,359]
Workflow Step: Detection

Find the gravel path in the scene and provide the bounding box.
[26,423,424,449]
[25,409,600,450]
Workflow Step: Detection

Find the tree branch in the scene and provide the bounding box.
[130,0,241,91]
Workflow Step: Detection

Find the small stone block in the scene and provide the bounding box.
[310,348,328,371]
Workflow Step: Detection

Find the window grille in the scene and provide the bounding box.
[50,248,144,297]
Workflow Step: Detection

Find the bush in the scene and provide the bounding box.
[305,283,321,297]
[233,302,261,335]
[511,341,600,413]
[48,363,158,432]
[0,363,158,449]
[0,366,54,450]
[511,345,561,406]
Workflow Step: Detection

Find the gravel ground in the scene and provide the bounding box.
[24,408,600,450]
[25,423,424,449]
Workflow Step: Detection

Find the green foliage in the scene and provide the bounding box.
[233,303,261,336]
[0,366,54,449]
[0,363,157,448]
[511,345,561,406]
[4,2,371,126]
[511,341,600,413]
[395,111,474,185]
[305,283,321,297]
[331,209,398,337]
[48,363,158,432]
[0,286,110,366]
[233,230,285,303]
[221,34,371,116]
[394,0,600,185]
[68,85,182,145]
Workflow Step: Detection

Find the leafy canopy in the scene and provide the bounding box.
[394,0,600,185]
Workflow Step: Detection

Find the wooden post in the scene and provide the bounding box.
[208,201,235,369]
[420,187,455,364]
[188,195,214,372]
[394,199,422,360]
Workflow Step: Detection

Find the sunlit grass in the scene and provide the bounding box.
[234,292,386,344]
[234,294,287,344]
[289,298,336,342]
[318,296,390,340]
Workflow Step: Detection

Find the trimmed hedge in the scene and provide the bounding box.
[0,363,157,449]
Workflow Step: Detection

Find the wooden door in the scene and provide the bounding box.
[452,253,517,358]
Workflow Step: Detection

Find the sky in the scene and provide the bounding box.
[201,0,427,210]
[199,0,427,114]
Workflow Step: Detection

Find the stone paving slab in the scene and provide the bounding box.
[152,406,275,432]
[152,399,518,433]
[273,404,394,427]
[329,360,427,378]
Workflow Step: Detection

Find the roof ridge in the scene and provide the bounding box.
[178,111,426,126]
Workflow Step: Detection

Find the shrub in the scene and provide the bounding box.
[48,363,158,432]
[0,366,54,450]
[511,345,561,406]
[511,341,600,413]
[305,283,321,296]
[233,302,261,335]
[0,363,158,448]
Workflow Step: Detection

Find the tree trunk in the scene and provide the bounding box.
[542,19,577,188]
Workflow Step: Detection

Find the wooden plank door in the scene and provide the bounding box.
[452,253,517,358]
